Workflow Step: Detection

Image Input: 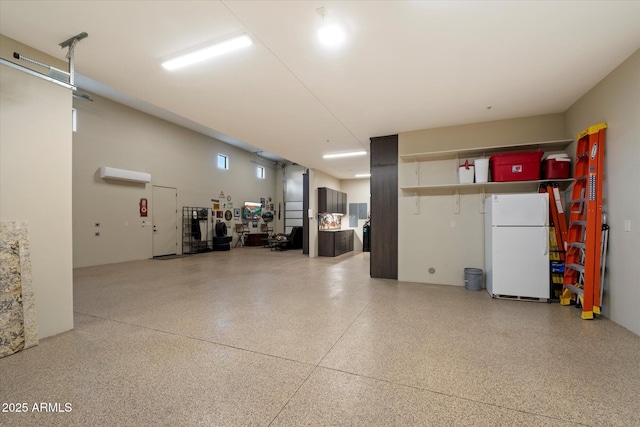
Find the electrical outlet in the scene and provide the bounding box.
[95,232,100,237]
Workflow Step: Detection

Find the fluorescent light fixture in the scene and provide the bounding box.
[355,173,371,178]
[323,151,367,159]
[318,24,346,47]
[162,34,252,71]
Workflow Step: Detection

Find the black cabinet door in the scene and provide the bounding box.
[342,192,348,214]
[319,231,353,257]
[342,231,347,255]
[345,192,348,214]
[318,231,334,256]
[330,189,338,213]
[318,188,327,213]
[318,187,348,215]
[370,135,398,279]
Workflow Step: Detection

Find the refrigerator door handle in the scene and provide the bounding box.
[543,227,549,256]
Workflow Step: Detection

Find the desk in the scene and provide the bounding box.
[266,238,288,251]
[244,233,268,247]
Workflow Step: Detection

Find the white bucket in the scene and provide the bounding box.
[458,161,475,184]
[475,158,489,183]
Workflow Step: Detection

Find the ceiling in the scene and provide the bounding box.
[1,1,639,179]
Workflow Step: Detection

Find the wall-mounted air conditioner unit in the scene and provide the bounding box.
[100,166,151,184]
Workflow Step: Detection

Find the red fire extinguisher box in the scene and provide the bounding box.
[490,151,544,182]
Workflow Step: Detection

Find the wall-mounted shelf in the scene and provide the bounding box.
[399,138,573,162]
[400,138,574,199]
[401,178,573,196]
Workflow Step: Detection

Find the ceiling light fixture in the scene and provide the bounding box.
[318,25,346,47]
[355,173,371,178]
[323,151,367,159]
[162,34,252,71]
[316,7,346,48]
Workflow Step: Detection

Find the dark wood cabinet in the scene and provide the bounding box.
[318,231,332,256]
[331,189,338,213]
[318,230,354,257]
[317,187,347,214]
[244,233,268,247]
[318,187,328,213]
[370,135,398,279]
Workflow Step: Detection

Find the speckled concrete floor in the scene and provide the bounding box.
[1,249,638,426]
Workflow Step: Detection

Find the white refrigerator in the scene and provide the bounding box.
[485,194,550,299]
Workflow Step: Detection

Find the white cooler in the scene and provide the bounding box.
[459,160,475,184]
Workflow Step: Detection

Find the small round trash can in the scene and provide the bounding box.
[464,268,484,291]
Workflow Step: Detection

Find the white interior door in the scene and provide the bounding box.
[152,186,177,257]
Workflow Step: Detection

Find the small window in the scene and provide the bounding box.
[72,108,77,132]
[257,166,265,179]
[217,154,228,170]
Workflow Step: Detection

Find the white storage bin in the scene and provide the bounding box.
[475,158,489,183]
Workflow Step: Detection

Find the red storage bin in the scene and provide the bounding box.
[544,155,571,179]
[490,151,543,182]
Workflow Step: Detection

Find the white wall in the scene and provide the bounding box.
[73,92,277,267]
[398,114,566,285]
[340,178,370,251]
[0,35,73,338]
[565,49,640,335]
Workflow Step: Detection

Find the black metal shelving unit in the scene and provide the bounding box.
[182,207,212,254]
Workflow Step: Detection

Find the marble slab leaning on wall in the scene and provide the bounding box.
[1,221,38,358]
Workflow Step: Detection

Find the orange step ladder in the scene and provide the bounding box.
[560,123,607,319]
[540,183,568,299]
[540,183,568,261]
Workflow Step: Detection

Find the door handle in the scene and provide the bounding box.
[543,227,548,256]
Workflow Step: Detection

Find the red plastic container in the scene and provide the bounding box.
[490,151,543,182]
[544,157,571,179]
